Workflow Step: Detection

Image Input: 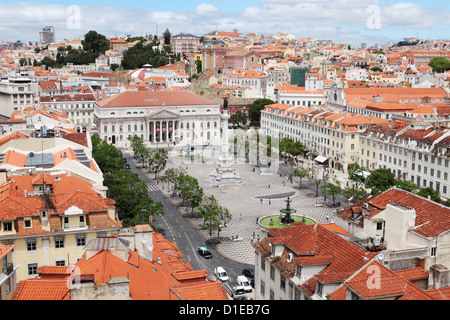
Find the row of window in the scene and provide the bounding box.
[103,121,219,133]
[2,215,85,233]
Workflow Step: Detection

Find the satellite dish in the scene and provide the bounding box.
[377,253,384,262]
[29,152,34,157]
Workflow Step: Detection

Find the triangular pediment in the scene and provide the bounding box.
[146,108,180,120]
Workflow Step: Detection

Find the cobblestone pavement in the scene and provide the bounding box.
[163,159,341,266]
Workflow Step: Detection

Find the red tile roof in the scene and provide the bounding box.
[96,91,216,108]
[253,223,377,288]
[337,188,450,238]
[11,279,71,300]
[329,261,434,300]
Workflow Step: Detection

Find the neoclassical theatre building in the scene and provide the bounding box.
[94,91,222,148]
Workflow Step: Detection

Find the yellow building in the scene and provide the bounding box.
[0,172,121,282]
[0,244,16,300]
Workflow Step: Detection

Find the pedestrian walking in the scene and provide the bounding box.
[250,235,254,243]
[240,213,243,220]
[326,214,330,221]
[260,198,263,204]
[269,199,271,205]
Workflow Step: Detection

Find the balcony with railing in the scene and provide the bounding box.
[2,262,14,277]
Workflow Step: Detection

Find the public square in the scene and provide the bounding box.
[162,155,345,266]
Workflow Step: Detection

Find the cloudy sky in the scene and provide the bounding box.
[0,0,449,46]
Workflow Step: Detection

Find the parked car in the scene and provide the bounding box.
[236,275,252,293]
[214,267,230,282]
[125,163,131,169]
[197,247,213,259]
[242,268,255,279]
[223,282,246,300]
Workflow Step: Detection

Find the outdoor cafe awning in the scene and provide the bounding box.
[314,156,328,164]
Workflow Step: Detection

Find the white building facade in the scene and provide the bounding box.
[94,91,221,148]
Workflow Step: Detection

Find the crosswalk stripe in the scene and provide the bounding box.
[147,185,161,192]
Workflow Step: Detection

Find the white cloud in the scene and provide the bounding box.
[0,1,448,45]
[195,3,222,16]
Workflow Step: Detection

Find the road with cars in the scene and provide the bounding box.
[123,152,255,298]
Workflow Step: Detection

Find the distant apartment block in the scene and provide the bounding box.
[170,33,199,56]
[39,26,55,45]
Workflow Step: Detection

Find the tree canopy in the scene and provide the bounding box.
[248,99,274,124]
[82,30,110,55]
[121,41,169,70]
[428,57,450,73]
[366,168,396,195]
[279,138,305,157]
[91,135,164,227]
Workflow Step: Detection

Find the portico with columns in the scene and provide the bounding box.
[147,108,181,143]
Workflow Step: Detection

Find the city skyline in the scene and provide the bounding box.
[0,0,449,46]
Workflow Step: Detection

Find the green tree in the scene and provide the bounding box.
[82,30,110,56]
[279,138,305,157]
[110,63,120,71]
[91,136,126,173]
[230,110,248,128]
[34,47,41,53]
[248,98,275,125]
[293,166,309,189]
[196,195,231,237]
[348,163,366,183]
[174,174,204,214]
[395,179,418,193]
[91,135,164,227]
[308,166,323,197]
[121,41,169,70]
[342,184,369,202]
[160,167,186,196]
[195,195,220,228]
[163,29,171,45]
[366,168,396,195]
[195,58,202,74]
[428,57,450,73]
[40,56,55,69]
[128,135,146,159]
[417,187,442,203]
[320,178,342,206]
[148,148,168,179]
[215,206,232,238]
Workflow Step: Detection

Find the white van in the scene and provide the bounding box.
[214,267,230,282]
[236,275,252,292]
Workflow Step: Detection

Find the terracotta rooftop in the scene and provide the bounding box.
[96,91,216,108]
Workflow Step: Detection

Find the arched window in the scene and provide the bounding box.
[207,122,210,129]
[140,124,144,131]
[128,125,131,131]
[180,123,184,129]
[134,124,138,131]
[111,125,115,132]
[104,126,107,133]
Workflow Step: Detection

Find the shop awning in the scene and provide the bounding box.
[314,156,328,163]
